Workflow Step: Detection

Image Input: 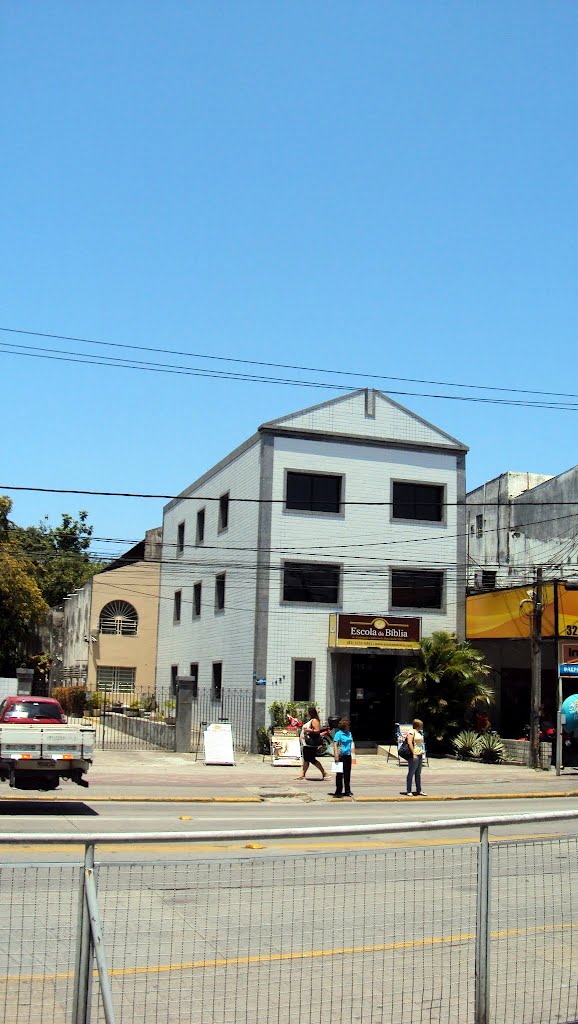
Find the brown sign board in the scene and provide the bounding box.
[329,613,421,651]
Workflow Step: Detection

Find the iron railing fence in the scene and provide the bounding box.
[189,686,254,754]
[67,686,254,752]
[0,811,577,1024]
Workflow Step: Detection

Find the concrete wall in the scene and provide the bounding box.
[62,583,91,682]
[466,470,563,589]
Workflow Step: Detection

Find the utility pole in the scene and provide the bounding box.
[529,568,543,770]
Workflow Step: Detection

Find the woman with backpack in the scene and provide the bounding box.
[332,718,356,798]
[295,706,327,781]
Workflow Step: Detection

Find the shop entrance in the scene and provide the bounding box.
[349,654,398,744]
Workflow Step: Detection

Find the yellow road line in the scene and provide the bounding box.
[0,831,566,856]
[1,921,573,984]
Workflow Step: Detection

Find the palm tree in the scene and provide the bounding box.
[395,631,494,752]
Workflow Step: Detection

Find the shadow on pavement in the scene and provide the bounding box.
[0,800,99,816]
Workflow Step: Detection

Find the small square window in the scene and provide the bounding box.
[283,562,340,604]
[173,590,182,623]
[392,482,444,523]
[177,522,185,555]
[218,493,229,532]
[212,662,222,701]
[196,508,205,545]
[391,569,443,609]
[215,573,226,612]
[193,582,202,618]
[286,472,342,514]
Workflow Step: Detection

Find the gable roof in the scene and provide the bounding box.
[260,388,468,452]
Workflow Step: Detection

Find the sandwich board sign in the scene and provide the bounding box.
[203,723,235,765]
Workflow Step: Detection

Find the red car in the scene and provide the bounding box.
[0,696,67,725]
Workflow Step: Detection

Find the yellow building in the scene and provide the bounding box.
[59,528,161,697]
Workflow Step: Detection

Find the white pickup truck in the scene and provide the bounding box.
[0,696,95,791]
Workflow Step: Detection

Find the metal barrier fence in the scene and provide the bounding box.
[0,811,577,1024]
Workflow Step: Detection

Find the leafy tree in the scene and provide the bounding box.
[0,497,103,673]
[0,545,48,675]
[395,631,493,753]
[11,508,103,607]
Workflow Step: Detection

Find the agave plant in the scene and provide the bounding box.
[477,733,507,764]
[452,730,482,760]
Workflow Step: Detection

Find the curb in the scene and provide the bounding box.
[1,791,577,804]
[354,791,578,802]
[0,795,263,804]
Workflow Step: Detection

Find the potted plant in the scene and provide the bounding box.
[164,698,176,726]
[125,700,143,718]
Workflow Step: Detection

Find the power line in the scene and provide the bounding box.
[3,483,578,506]
[3,324,578,403]
[2,342,578,411]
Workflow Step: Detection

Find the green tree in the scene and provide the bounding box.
[12,508,103,607]
[0,498,48,674]
[395,631,494,753]
[0,497,103,673]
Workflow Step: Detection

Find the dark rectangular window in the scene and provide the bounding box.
[293,660,312,702]
[193,582,202,618]
[286,472,342,514]
[481,570,496,590]
[189,663,199,700]
[476,514,483,538]
[391,569,443,609]
[196,508,205,545]
[283,562,340,603]
[218,493,229,532]
[215,573,226,611]
[392,482,444,522]
[212,662,222,701]
[177,521,185,555]
[170,665,178,695]
[173,590,182,623]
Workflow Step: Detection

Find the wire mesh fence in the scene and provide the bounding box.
[91,846,478,1024]
[0,864,80,1024]
[0,820,577,1024]
[490,835,578,1024]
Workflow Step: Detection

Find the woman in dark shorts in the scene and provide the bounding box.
[296,706,327,781]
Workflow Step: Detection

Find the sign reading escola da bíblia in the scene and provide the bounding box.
[328,613,421,651]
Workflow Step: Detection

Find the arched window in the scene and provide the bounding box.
[98,601,138,636]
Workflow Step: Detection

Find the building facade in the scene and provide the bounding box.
[57,529,161,695]
[156,389,467,743]
[464,470,578,591]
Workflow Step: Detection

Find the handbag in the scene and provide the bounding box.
[304,729,321,748]
[398,738,412,761]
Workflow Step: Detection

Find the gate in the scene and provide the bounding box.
[74,686,254,752]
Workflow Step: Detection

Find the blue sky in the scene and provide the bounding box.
[1,3,577,554]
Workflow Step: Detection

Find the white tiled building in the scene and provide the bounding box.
[156,389,467,744]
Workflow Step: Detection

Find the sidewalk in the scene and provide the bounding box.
[3,750,578,802]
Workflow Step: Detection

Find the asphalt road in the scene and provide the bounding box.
[0,797,577,1024]
[0,795,577,861]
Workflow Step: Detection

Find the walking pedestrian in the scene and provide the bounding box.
[295,706,327,781]
[332,718,356,798]
[402,718,426,796]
